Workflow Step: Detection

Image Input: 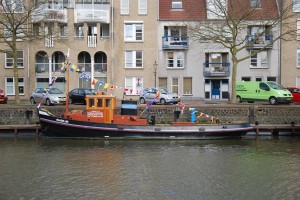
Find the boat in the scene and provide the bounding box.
[38,93,253,139]
[38,49,252,139]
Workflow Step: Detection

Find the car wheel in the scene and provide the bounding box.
[46,99,51,106]
[269,97,277,105]
[30,97,35,104]
[140,98,146,104]
[237,96,242,103]
[160,98,166,105]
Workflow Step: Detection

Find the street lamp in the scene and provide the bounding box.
[153,61,158,87]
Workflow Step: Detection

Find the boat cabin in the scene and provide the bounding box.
[67,92,148,125]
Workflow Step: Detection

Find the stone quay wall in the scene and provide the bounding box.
[1,104,300,125]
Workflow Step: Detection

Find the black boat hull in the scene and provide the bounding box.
[39,113,253,140]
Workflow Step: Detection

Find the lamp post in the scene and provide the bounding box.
[153,61,158,87]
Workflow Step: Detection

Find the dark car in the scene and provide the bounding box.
[69,88,96,104]
[285,87,300,103]
[0,89,8,104]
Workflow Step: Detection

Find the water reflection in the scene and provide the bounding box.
[1,136,300,199]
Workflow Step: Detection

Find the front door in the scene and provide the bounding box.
[211,80,220,99]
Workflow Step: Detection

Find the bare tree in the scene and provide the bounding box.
[0,0,50,104]
[187,0,297,103]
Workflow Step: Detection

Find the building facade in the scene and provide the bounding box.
[0,0,293,103]
[281,0,300,87]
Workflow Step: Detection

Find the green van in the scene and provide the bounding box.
[236,81,293,105]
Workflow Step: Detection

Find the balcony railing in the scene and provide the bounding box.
[88,35,97,47]
[162,36,189,50]
[203,62,230,77]
[35,63,49,73]
[74,3,110,23]
[246,34,273,49]
[32,3,67,22]
[94,63,107,73]
[45,35,54,47]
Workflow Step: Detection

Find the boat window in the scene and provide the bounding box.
[89,99,94,107]
[105,99,111,107]
[97,99,103,107]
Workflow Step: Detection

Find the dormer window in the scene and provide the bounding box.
[250,0,261,8]
[172,0,182,9]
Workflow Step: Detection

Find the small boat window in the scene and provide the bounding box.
[105,99,111,107]
[97,99,103,107]
[89,99,95,107]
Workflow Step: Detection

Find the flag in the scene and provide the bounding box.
[97,81,105,86]
[65,48,70,60]
[79,72,86,79]
[104,83,110,89]
[92,78,98,85]
[154,91,160,99]
[110,85,116,90]
[70,65,77,72]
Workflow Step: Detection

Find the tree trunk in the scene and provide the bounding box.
[230,55,238,104]
[13,43,20,104]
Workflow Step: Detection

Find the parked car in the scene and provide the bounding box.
[69,88,96,104]
[30,87,66,106]
[139,87,180,105]
[285,87,300,103]
[0,89,8,104]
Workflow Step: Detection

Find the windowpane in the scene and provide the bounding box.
[297,50,300,67]
[139,0,147,14]
[183,77,192,95]
[121,0,129,14]
[172,1,182,9]
[172,77,178,93]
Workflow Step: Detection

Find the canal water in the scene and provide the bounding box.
[1,135,300,200]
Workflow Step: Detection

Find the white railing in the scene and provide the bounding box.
[88,35,97,48]
[45,35,54,47]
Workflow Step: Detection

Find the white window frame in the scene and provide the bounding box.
[294,0,300,12]
[172,0,182,9]
[5,77,24,95]
[125,51,143,68]
[121,0,129,15]
[4,24,24,41]
[166,51,184,68]
[183,77,192,95]
[250,50,268,68]
[297,19,300,40]
[5,50,24,68]
[171,77,179,94]
[138,0,147,15]
[125,77,143,95]
[297,49,300,68]
[59,24,68,39]
[124,22,144,42]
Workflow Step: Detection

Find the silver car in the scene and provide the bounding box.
[139,87,180,105]
[30,87,66,106]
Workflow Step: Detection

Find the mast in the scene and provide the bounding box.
[65,48,70,115]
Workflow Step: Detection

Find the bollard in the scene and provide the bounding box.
[189,108,196,122]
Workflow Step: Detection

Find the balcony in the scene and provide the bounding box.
[74,4,110,23]
[203,62,230,77]
[246,34,273,49]
[32,3,67,23]
[162,36,189,50]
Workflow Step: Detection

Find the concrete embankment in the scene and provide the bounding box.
[1,102,300,125]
